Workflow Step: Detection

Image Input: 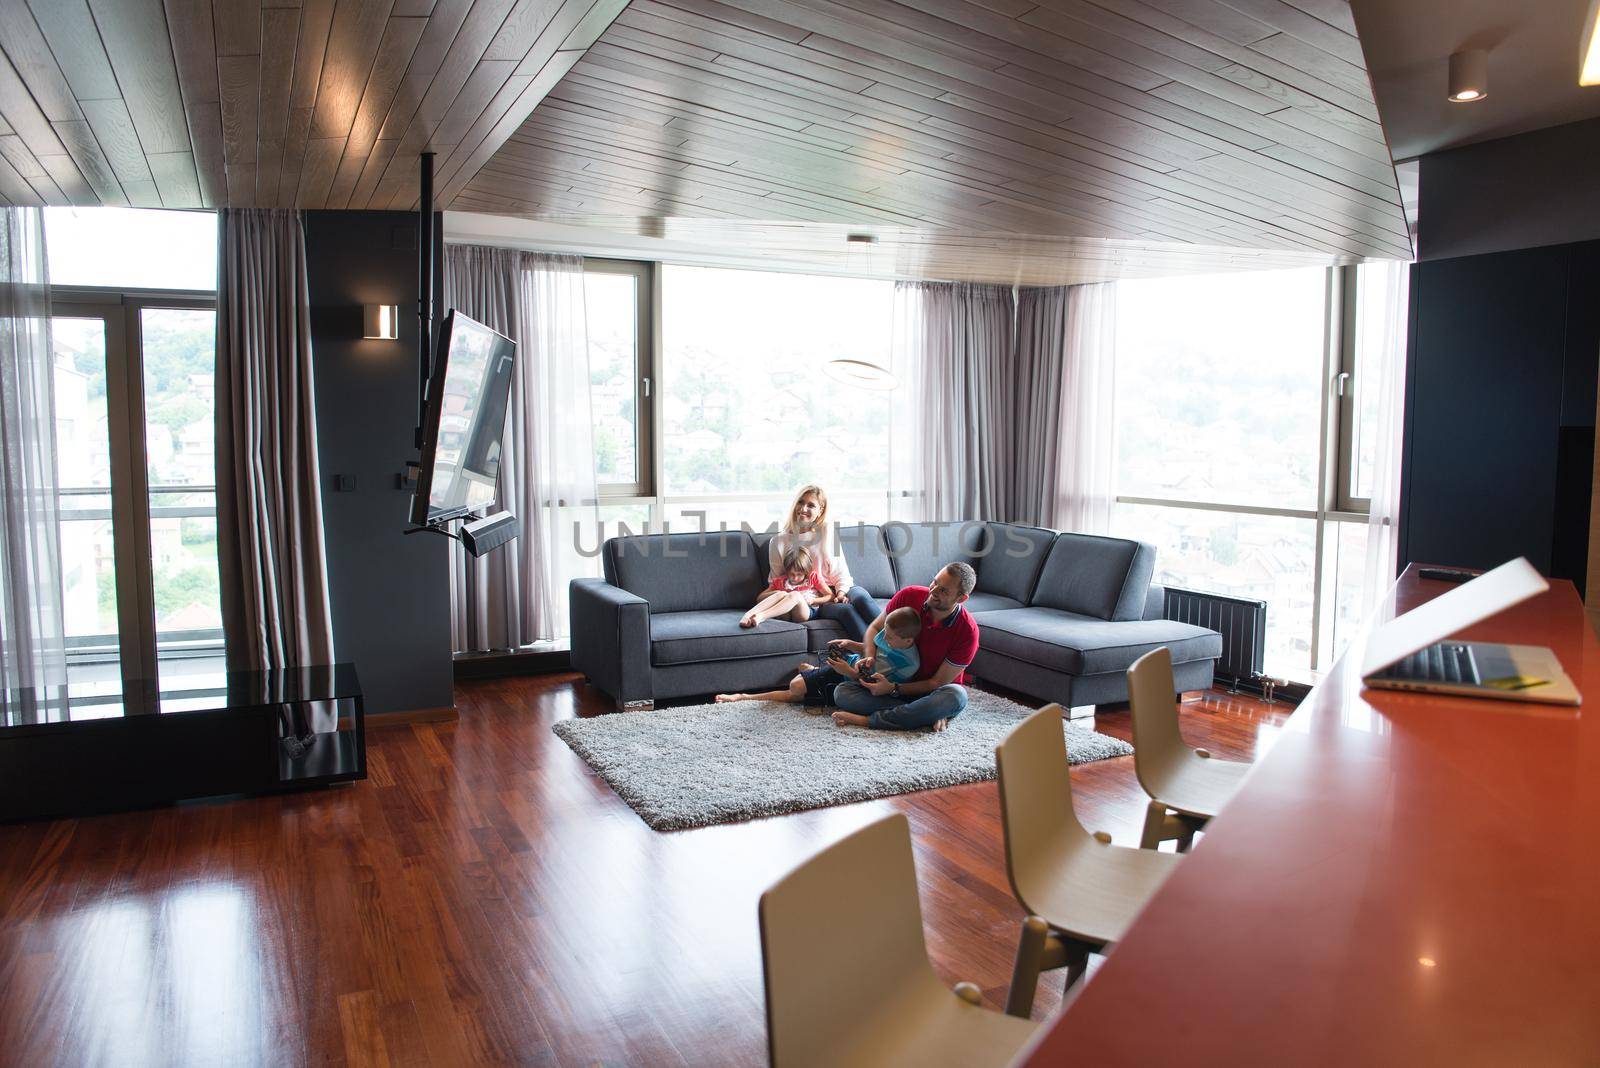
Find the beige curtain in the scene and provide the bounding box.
[215,209,335,672]
[890,281,1015,522]
[0,206,65,695]
[443,244,598,650]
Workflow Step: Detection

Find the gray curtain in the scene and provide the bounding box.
[890,281,1015,522]
[0,207,65,695]
[215,209,336,672]
[1012,283,1117,532]
[443,243,597,650]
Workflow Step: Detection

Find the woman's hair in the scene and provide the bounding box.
[781,544,813,577]
[784,484,829,535]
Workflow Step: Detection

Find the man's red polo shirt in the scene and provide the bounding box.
[885,585,979,685]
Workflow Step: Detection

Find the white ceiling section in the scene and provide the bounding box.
[1350,0,1600,161]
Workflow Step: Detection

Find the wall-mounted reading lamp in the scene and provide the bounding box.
[363,303,400,340]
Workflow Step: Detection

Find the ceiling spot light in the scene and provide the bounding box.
[1448,49,1488,103]
[1582,0,1600,86]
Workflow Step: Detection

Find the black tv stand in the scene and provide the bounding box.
[0,664,366,823]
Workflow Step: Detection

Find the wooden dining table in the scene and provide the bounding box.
[1015,564,1600,1065]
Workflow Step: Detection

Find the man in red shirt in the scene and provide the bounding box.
[827,562,979,731]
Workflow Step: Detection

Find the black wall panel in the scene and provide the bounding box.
[304,211,454,715]
[1400,240,1600,595]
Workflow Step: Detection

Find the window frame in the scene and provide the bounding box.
[50,286,221,685]
[583,257,656,499]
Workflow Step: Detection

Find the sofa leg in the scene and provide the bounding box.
[622,700,655,712]
[1065,704,1096,720]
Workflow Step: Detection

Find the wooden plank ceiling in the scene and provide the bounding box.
[0,0,626,212]
[454,0,1415,275]
[0,0,1412,282]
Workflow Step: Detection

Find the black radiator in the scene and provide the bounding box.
[1163,587,1267,688]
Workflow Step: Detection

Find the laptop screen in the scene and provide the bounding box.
[1360,558,1549,677]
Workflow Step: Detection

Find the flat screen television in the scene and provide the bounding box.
[409,310,517,527]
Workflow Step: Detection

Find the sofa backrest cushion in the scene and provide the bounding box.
[604,532,763,613]
[883,521,979,593]
[1031,533,1156,621]
[973,523,1057,603]
[836,525,898,599]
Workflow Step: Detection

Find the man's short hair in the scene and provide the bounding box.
[885,606,922,637]
[942,561,977,598]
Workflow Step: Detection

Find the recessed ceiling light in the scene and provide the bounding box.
[1582,0,1600,86]
[1448,49,1488,103]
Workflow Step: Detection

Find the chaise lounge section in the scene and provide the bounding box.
[569,522,1222,712]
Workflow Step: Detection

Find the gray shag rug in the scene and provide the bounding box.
[552,690,1135,831]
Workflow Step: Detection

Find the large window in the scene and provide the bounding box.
[44,208,222,694]
[1111,263,1403,682]
[659,265,896,524]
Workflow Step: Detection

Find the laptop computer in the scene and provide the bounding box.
[1360,557,1581,706]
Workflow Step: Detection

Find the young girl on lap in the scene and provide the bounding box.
[740,545,833,628]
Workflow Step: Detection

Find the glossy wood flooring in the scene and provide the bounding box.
[0,675,1290,1067]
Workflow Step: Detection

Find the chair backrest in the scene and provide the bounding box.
[758,814,945,1067]
[995,704,1090,914]
[1127,646,1188,798]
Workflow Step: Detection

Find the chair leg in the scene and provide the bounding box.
[1063,942,1090,993]
[1005,916,1051,1018]
[1176,828,1196,853]
[1140,799,1169,850]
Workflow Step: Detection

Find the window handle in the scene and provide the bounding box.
[1334,371,1351,397]
[642,376,651,398]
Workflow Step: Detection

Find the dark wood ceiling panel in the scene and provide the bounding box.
[0,0,1410,281]
[453,0,1411,278]
[0,0,623,210]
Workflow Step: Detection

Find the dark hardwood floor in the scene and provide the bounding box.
[0,674,1291,1067]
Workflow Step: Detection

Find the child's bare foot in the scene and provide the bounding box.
[739,613,757,628]
[715,693,750,703]
[831,711,871,728]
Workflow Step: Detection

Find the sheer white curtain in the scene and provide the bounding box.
[445,245,598,649]
[1360,260,1412,611]
[1012,282,1117,532]
[0,207,64,695]
[889,281,1014,522]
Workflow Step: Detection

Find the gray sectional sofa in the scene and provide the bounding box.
[569,522,1223,711]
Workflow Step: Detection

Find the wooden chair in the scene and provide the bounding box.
[995,703,1184,1018]
[1128,646,1252,851]
[758,813,1038,1067]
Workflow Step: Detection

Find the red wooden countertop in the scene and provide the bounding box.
[1018,565,1600,1066]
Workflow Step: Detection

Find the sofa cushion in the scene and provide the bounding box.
[884,521,979,592]
[837,524,899,599]
[803,617,848,651]
[605,532,765,614]
[1030,533,1155,621]
[964,591,1025,614]
[650,610,809,666]
[976,607,1222,676]
[973,523,1057,603]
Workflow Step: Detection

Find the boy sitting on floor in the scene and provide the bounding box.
[714,606,922,707]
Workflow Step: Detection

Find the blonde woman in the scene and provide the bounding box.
[768,485,878,640]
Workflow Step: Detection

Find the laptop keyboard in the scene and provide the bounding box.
[1373,642,1481,685]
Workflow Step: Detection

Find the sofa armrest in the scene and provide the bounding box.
[569,578,653,706]
[1143,584,1166,621]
